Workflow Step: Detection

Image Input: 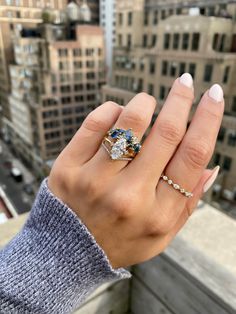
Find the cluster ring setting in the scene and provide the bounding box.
[160,174,193,198]
[102,128,141,161]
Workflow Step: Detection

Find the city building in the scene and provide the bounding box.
[6,8,106,176]
[102,0,236,206]
[0,0,68,124]
[86,0,100,24]
[100,0,116,81]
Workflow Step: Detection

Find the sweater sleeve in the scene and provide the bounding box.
[0,179,131,314]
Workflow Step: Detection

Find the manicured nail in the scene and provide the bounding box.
[179,73,193,88]
[208,84,223,102]
[203,166,220,193]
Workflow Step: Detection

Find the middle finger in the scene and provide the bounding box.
[125,73,194,184]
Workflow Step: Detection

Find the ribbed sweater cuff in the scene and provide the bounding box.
[0,179,131,314]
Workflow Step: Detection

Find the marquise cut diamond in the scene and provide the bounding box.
[111,138,127,160]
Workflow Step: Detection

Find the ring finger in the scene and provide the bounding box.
[89,92,157,173]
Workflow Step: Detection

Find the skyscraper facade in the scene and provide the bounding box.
[7,12,105,176]
[0,0,68,122]
[100,0,116,81]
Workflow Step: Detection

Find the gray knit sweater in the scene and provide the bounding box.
[0,179,131,313]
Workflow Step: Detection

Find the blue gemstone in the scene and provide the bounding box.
[125,129,133,141]
[111,130,120,138]
[133,143,141,153]
[118,128,125,134]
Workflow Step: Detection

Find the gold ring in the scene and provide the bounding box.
[102,128,141,161]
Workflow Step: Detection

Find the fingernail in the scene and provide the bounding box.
[179,73,193,88]
[208,84,223,102]
[203,166,220,193]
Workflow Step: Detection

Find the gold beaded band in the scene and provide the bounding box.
[160,174,193,198]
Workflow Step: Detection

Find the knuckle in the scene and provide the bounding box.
[82,112,107,133]
[171,89,194,103]
[103,101,120,110]
[137,92,156,105]
[110,189,139,218]
[78,175,101,201]
[200,106,222,122]
[122,109,147,130]
[157,119,184,146]
[183,139,211,169]
[146,216,171,236]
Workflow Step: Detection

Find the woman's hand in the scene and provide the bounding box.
[48,74,224,269]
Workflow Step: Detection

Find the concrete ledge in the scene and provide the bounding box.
[178,201,236,275]
[132,203,236,314]
[0,213,28,248]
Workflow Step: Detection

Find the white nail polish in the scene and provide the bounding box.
[179,73,193,88]
[203,166,220,193]
[208,84,223,102]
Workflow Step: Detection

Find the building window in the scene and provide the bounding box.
[223,66,230,84]
[203,64,213,82]
[128,12,132,25]
[118,34,122,46]
[73,48,81,57]
[60,85,71,93]
[217,127,226,142]
[232,97,236,112]
[179,62,186,76]
[173,33,179,50]
[75,95,84,102]
[159,86,166,100]
[153,10,158,25]
[170,62,177,77]
[119,13,123,25]
[228,132,236,147]
[149,61,156,74]
[223,156,232,171]
[189,63,196,79]
[192,33,200,51]
[127,34,132,48]
[176,8,182,15]
[74,73,83,81]
[61,96,72,104]
[86,60,94,68]
[214,153,221,165]
[140,60,145,71]
[219,34,226,52]
[144,11,149,25]
[212,33,219,50]
[161,10,165,19]
[152,35,157,47]
[162,60,168,75]
[148,84,154,95]
[86,49,94,56]
[208,6,215,16]
[169,8,174,16]
[74,84,83,92]
[74,61,83,69]
[87,72,95,79]
[137,78,143,92]
[182,33,189,50]
[143,34,148,47]
[58,49,68,57]
[164,33,170,49]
